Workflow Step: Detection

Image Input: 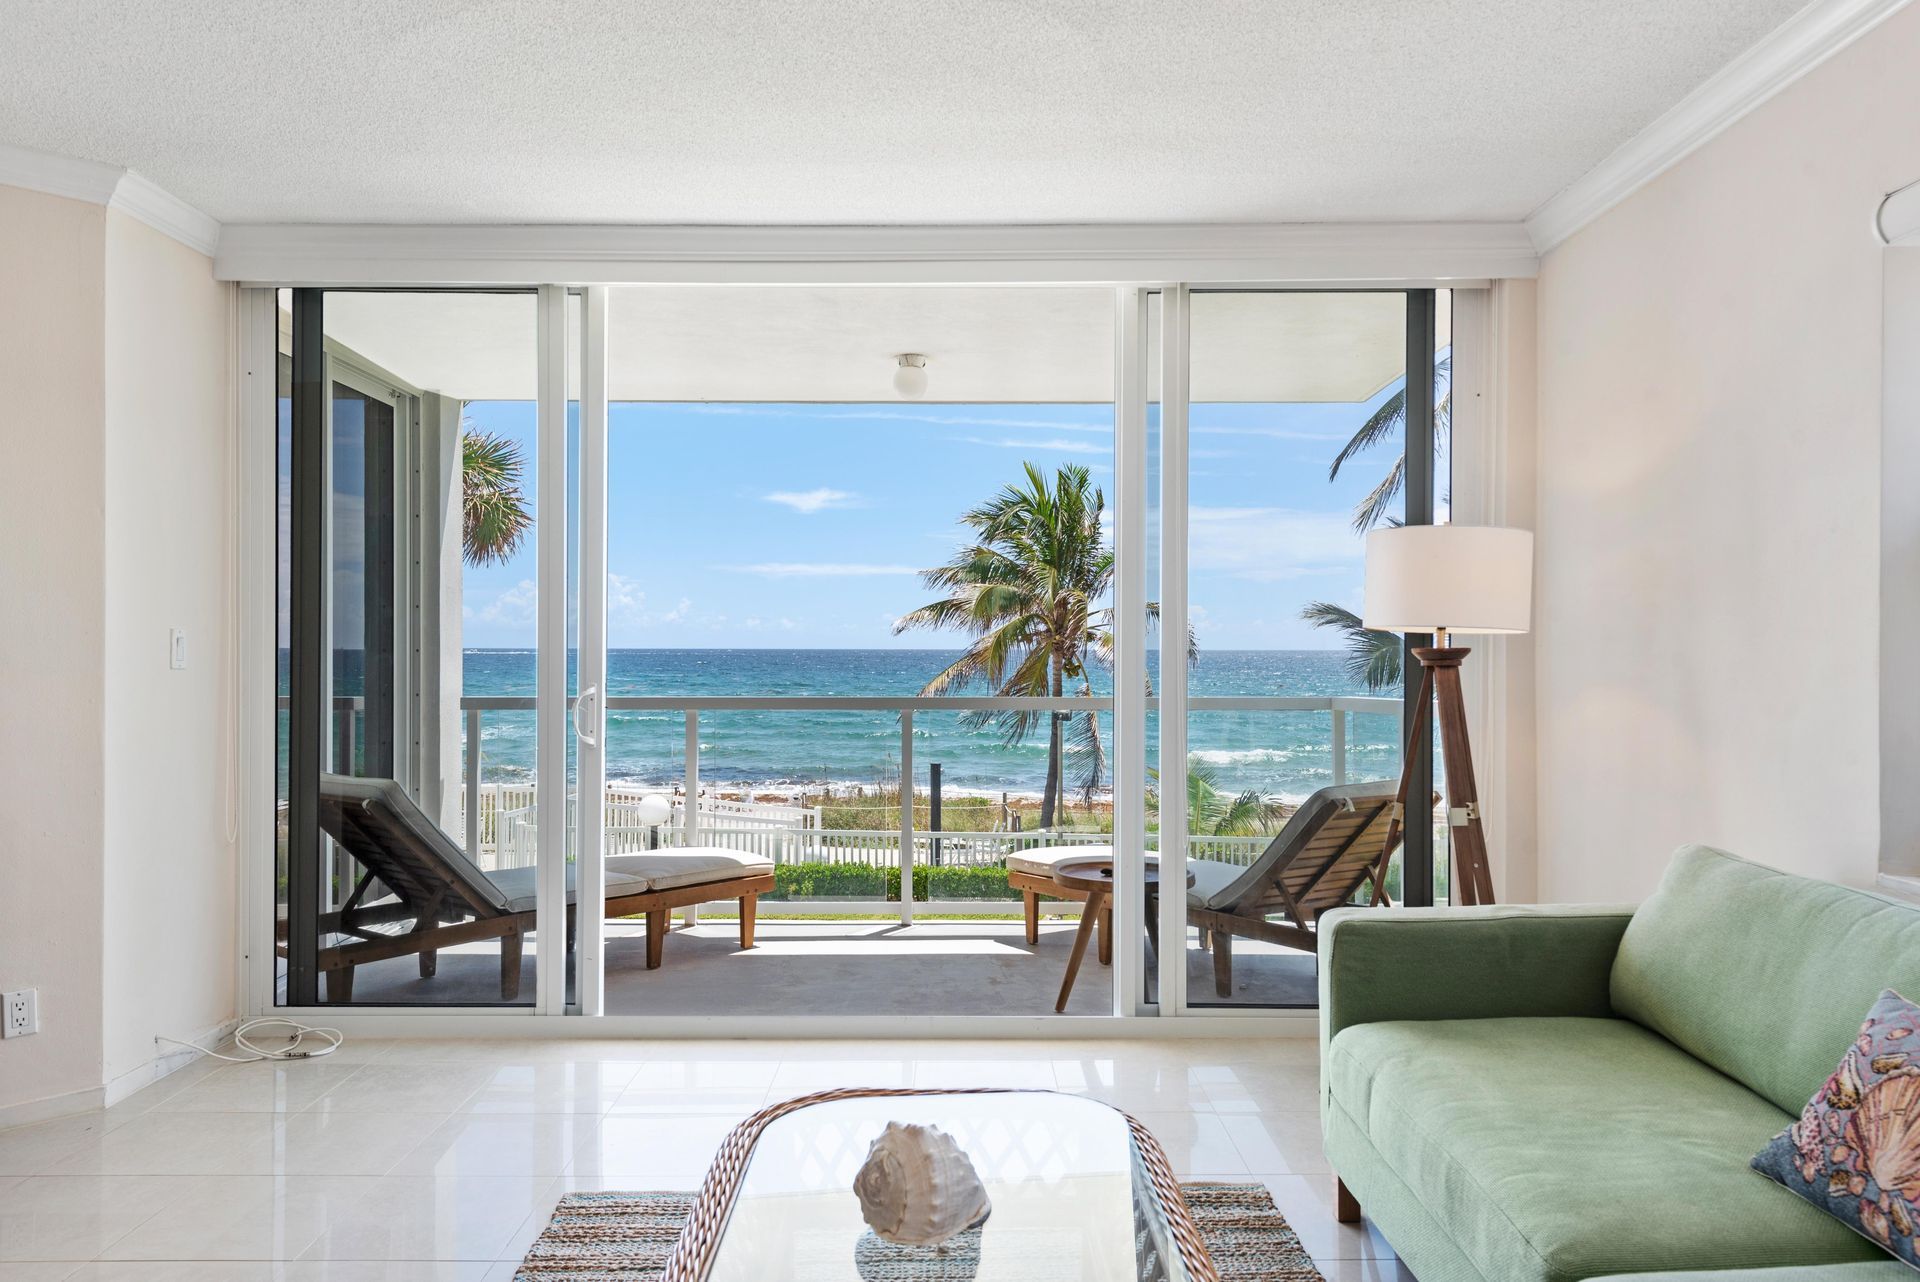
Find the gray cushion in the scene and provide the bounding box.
[487,864,652,914]
[1006,843,1113,877]
[1184,857,1246,910]
[609,847,774,894]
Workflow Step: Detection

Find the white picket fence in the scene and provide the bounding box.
[473,784,820,870]
[482,793,1267,874]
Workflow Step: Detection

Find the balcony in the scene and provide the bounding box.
[300,691,1410,1015]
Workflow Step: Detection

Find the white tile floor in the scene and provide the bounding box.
[0,1037,1416,1280]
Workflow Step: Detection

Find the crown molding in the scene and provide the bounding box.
[214,220,1537,286]
[0,140,220,257]
[0,140,123,205]
[107,170,221,256]
[1526,0,1913,254]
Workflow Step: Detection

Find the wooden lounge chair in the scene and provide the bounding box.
[299,774,774,1001]
[1186,780,1404,997]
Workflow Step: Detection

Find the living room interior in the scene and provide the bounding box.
[3,2,1919,1279]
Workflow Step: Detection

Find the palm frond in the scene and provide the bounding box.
[1066,705,1107,807]
[1299,602,1402,692]
[461,427,531,566]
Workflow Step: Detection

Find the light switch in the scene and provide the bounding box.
[169,629,187,670]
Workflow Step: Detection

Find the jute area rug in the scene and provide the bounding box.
[516,1183,1324,1281]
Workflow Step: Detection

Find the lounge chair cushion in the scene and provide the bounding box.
[1184,857,1247,910]
[1006,843,1114,878]
[486,864,653,914]
[609,847,774,893]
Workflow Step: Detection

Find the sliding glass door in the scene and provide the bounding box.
[1155,289,1448,1012]
[275,289,569,1008]
[261,280,1453,1022]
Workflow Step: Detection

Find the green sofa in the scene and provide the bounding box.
[1319,844,1920,1282]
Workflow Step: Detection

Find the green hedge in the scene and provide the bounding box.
[768,862,1021,901]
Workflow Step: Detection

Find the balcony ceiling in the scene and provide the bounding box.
[3,1,1805,226]
[315,287,1450,403]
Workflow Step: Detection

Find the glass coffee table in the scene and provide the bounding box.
[663,1089,1215,1281]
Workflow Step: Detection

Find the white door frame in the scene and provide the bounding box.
[236,279,1501,1034]
[574,287,610,1016]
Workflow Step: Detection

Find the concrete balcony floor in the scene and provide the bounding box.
[331,918,1319,1014]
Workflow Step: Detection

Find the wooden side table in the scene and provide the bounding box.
[1052,857,1189,1012]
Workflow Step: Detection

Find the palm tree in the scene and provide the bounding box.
[1302,355,1451,685]
[895,462,1116,829]
[1148,764,1287,836]
[461,427,531,566]
[1327,355,1451,534]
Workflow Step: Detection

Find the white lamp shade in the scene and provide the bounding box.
[1363,525,1533,635]
[635,793,673,827]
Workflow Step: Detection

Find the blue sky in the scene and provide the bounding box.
[460,383,1430,651]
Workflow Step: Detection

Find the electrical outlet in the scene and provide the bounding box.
[3,989,37,1038]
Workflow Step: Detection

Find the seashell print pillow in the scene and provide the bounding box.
[1753,988,1920,1269]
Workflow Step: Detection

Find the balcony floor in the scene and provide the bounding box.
[334,918,1319,1014]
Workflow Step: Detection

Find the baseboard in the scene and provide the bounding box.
[102,1015,242,1109]
[0,1082,108,1131]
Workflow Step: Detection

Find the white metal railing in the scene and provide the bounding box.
[289,692,1401,915]
[468,694,1398,919]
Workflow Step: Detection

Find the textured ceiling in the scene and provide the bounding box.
[0,0,1808,226]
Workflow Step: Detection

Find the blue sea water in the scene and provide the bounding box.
[464,648,1402,803]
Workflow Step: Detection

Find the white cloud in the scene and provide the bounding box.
[764,487,859,514]
[724,562,921,577]
[600,576,697,632]
[472,578,537,625]
[1192,424,1346,442]
[955,436,1110,455]
[1188,507,1363,582]
[606,572,647,621]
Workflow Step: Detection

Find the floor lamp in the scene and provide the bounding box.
[1363,525,1533,907]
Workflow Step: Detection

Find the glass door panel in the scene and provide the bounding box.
[275,289,545,1006]
[1176,290,1445,1009]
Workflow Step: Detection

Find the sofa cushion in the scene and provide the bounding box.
[606,848,774,894]
[1611,845,1920,1115]
[1326,1015,1881,1281]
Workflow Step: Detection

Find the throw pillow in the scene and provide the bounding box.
[1753,988,1920,1268]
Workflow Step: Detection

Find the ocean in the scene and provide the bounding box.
[463,648,1402,804]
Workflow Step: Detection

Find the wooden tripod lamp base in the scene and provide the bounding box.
[1411,646,1496,906]
[1364,524,1534,909]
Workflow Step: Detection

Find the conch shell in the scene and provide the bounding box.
[853,1122,992,1246]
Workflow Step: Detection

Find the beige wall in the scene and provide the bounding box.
[101,211,236,1092]
[0,187,235,1118]
[1533,6,1920,901]
[0,186,110,1116]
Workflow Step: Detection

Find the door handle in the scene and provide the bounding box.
[573,685,599,748]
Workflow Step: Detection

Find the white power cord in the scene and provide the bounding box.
[156,1017,344,1063]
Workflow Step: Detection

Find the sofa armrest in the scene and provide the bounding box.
[1319,904,1636,1050]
